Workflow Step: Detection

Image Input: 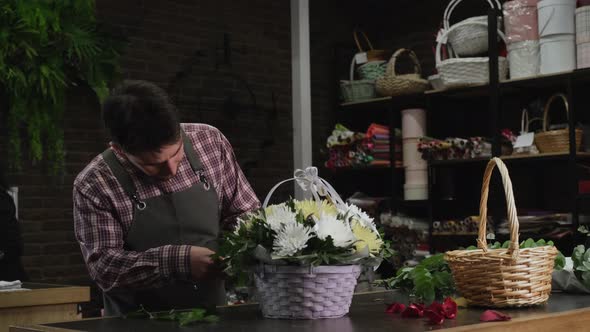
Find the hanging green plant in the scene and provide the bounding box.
[0,0,124,173]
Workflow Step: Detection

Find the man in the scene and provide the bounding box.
[73,80,260,316]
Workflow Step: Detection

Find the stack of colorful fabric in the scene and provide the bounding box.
[365,123,402,168]
[417,136,492,161]
[325,124,373,169]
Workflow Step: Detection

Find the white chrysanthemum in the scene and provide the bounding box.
[233,211,259,234]
[340,203,377,231]
[265,204,297,232]
[314,213,356,248]
[234,216,248,235]
[272,223,312,257]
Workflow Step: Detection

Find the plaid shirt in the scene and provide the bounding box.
[73,124,260,292]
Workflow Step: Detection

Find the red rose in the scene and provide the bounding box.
[385,303,406,314]
[401,304,424,318]
[442,297,458,319]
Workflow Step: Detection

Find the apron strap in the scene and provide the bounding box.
[181,131,210,190]
[181,131,204,172]
[102,149,146,209]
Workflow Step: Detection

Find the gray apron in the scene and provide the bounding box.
[101,132,225,316]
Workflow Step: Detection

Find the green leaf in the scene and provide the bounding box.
[466,245,477,250]
[522,238,536,249]
[490,242,501,249]
[554,250,565,271]
[536,239,546,246]
[502,241,510,249]
[573,245,586,268]
[413,266,435,305]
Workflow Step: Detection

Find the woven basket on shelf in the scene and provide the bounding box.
[535,93,583,153]
[443,0,502,57]
[436,21,508,89]
[254,265,362,319]
[340,54,376,102]
[445,157,558,307]
[357,60,387,81]
[375,48,430,97]
[353,29,389,62]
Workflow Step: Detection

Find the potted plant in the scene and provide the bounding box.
[1,0,123,173]
[218,167,394,319]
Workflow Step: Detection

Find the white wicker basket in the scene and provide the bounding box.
[443,0,502,57]
[436,21,508,88]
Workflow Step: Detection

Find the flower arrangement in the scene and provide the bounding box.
[217,167,395,319]
[219,197,394,277]
[218,167,394,276]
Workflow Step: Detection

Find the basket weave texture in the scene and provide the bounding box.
[436,21,508,88]
[535,93,583,153]
[340,49,376,102]
[254,265,362,319]
[375,48,430,97]
[443,0,502,56]
[445,158,557,307]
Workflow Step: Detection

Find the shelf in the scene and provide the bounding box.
[424,68,590,99]
[339,93,426,110]
[432,232,478,236]
[395,199,429,208]
[429,152,590,167]
[340,97,391,108]
[324,165,403,173]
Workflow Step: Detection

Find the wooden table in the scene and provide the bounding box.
[9,291,590,332]
[1,283,90,332]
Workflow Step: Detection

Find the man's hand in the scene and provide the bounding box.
[189,246,219,280]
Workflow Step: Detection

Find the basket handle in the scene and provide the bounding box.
[349,55,357,82]
[353,29,374,53]
[521,109,529,133]
[387,48,422,78]
[436,21,506,66]
[542,93,569,132]
[262,166,346,210]
[444,0,501,30]
[478,158,520,258]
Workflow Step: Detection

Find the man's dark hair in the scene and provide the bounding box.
[102,80,181,154]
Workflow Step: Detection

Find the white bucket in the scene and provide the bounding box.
[540,33,575,74]
[508,40,540,79]
[576,6,590,44]
[401,108,426,139]
[405,167,428,185]
[404,183,428,201]
[577,42,590,69]
[537,0,576,37]
[402,138,426,168]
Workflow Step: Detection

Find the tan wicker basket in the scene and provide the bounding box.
[353,29,389,62]
[375,48,430,97]
[535,93,583,153]
[445,158,558,307]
